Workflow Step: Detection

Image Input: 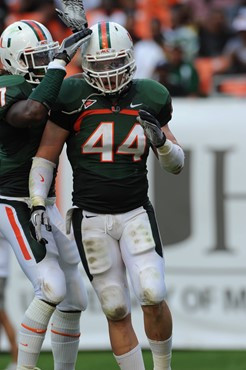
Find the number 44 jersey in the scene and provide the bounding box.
[51,78,173,213]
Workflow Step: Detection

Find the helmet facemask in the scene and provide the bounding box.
[19,40,59,84]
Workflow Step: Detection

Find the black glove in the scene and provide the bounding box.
[137,110,166,148]
[53,28,92,64]
[55,0,88,33]
[30,206,52,244]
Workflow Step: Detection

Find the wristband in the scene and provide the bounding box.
[48,59,66,71]
[157,139,185,174]
[29,157,56,207]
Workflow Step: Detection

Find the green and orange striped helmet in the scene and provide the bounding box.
[0,20,59,84]
[81,22,136,94]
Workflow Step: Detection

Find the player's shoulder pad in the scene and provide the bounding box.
[0,74,28,88]
[133,78,170,107]
[0,75,32,119]
[55,77,92,112]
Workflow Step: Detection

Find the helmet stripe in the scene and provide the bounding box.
[98,22,111,49]
[21,20,47,42]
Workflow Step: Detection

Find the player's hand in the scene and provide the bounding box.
[56,0,88,32]
[30,206,52,244]
[53,28,92,65]
[137,109,166,148]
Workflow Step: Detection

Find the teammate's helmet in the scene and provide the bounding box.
[0,20,59,84]
[81,22,136,94]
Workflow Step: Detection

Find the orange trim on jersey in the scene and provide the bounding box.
[120,109,139,116]
[74,108,139,131]
[51,329,81,338]
[74,108,112,131]
[21,323,47,334]
[5,207,32,261]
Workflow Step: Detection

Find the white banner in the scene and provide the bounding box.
[159,97,246,349]
[1,98,246,351]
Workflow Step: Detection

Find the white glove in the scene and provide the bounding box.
[137,109,166,148]
[54,27,92,64]
[30,206,52,244]
[56,0,88,32]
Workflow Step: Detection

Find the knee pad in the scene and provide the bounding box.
[139,266,166,305]
[57,268,88,312]
[39,265,67,305]
[99,285,130,321]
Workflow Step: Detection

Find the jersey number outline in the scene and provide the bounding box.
[82,122,146,162]
[0,87,6,107]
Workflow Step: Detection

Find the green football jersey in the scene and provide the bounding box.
[0,75,54,197]
[51,78,172,213]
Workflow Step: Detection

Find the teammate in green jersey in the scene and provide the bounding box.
[29,21,185,370]
[0,18,91,370]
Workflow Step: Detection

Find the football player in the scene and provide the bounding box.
[29,22,185,370]
[0,19,91,370]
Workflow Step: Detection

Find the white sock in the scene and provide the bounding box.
[113,344,145,370]
[51,310,81,370]
[148,336,172,370]
[17,298,55,369]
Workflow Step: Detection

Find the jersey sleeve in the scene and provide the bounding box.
[156,93,173,127]
[0,75,32,120]
[137,79,173,127]
[49,110,76,132]
[50,78,86,132]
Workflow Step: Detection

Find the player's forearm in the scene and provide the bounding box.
[29,157,56,207]
[157,139,185,174]
[28,67,66,111]
[6,64,66,128]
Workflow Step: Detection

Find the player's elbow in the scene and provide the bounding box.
[6,99,48,128]
[24,100,48,123]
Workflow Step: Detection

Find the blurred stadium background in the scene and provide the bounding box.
[0,0,246,369]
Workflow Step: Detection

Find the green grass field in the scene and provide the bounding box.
[1,350,246,370]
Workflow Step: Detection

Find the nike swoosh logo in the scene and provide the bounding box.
[130,103,142,108]
[85,215,97,218]
[20,343,28,347]
[39,174,44,182]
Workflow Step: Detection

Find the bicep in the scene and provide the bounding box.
[36,120,69,163]
[6,99,48,128]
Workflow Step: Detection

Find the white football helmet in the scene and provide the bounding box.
[81,22,136,94]
[0,20,59,84]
